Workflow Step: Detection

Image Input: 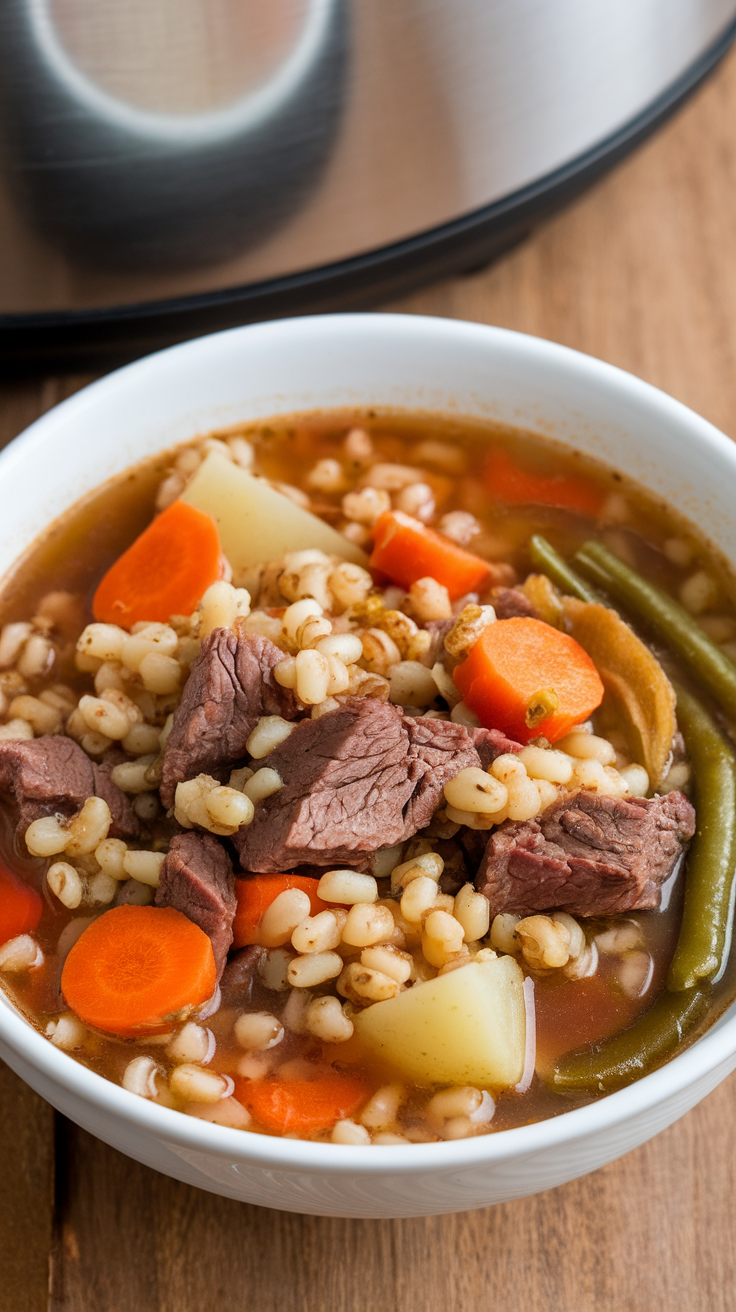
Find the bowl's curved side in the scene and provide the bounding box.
[2,1022,734,1217]
[1,312,735,1216]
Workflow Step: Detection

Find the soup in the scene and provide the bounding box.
[0,410,733,1145]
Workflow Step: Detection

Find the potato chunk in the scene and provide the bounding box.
[182,452,367,574]
[354,957,526,1088]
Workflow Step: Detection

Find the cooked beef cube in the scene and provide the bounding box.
[491,587,538,620]
[0,735,138,847]
[234,698,482,872]
[234,699,412,872]
[220,945,265,1008]
[160,627,301,807]
[477,789,696,918]
[470,726,523,770]
[156,831,236,978]
[0,737,90,840]
[403,715,488,832]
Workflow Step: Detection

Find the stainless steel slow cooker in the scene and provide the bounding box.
[1,0,735,366]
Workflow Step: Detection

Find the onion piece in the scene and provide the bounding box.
[515,976,536,1094]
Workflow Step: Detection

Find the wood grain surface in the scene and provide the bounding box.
[4,41,736,1312]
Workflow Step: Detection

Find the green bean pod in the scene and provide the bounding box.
[528,535,603,604]
[550,987,710,1093]
[574,539,736,720]
[667,687,736,990]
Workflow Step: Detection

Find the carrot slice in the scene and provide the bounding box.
[0,862,42,945]
[453,616,604,744]
[484,448,604,518]
[235,1074,369,1134]
[61,904,216,1037]
[369,510,491,599]
[93,499,222,629]
[233,874,328,948]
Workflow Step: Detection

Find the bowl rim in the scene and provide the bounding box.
[2,309,736,1176]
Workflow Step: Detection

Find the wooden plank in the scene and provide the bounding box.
[0,1062,55,1312]
[50,1074,736,1312]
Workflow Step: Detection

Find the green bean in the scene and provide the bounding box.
[667,687,736,990]
[574,540,736,720]
[528,535,603,604]
[550,986,711,1093]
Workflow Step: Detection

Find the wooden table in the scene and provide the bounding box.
[4,44,736,1312]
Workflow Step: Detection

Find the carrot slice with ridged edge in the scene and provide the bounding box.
[0,861,42,945]
[453,616,604,744]
[234,1073,370,1134]
[93,499,222,629]
[61,904,216,1037]
[369,510,492,599]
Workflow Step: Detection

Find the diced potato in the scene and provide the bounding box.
[353,957,525,1088]
[181,452,368,575]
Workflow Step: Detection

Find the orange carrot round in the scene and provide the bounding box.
[233,874,328,948]
[369,510,491,599]
[453,616,604,744]
[235,1073,369,1134]
[484,448,604,518]
[93,500,222,629]
[0,862,42,945]
[61,904,216,1037]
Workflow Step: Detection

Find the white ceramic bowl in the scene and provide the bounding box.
[1,314,735,1218]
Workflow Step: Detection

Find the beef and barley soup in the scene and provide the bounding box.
[0,410,734,1145]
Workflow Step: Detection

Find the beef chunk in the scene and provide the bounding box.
[156,831,235,978]
[160,627,301,807]
[470,726,523,770]
[491,587,538,620]
[235,699,411,871]
[403,715,488,833]
[0,735,138,847]
[235,698,482,872]
[477,789,696,918]
[220,945,265,1008]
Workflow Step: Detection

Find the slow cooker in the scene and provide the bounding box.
[1,0,735,368]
